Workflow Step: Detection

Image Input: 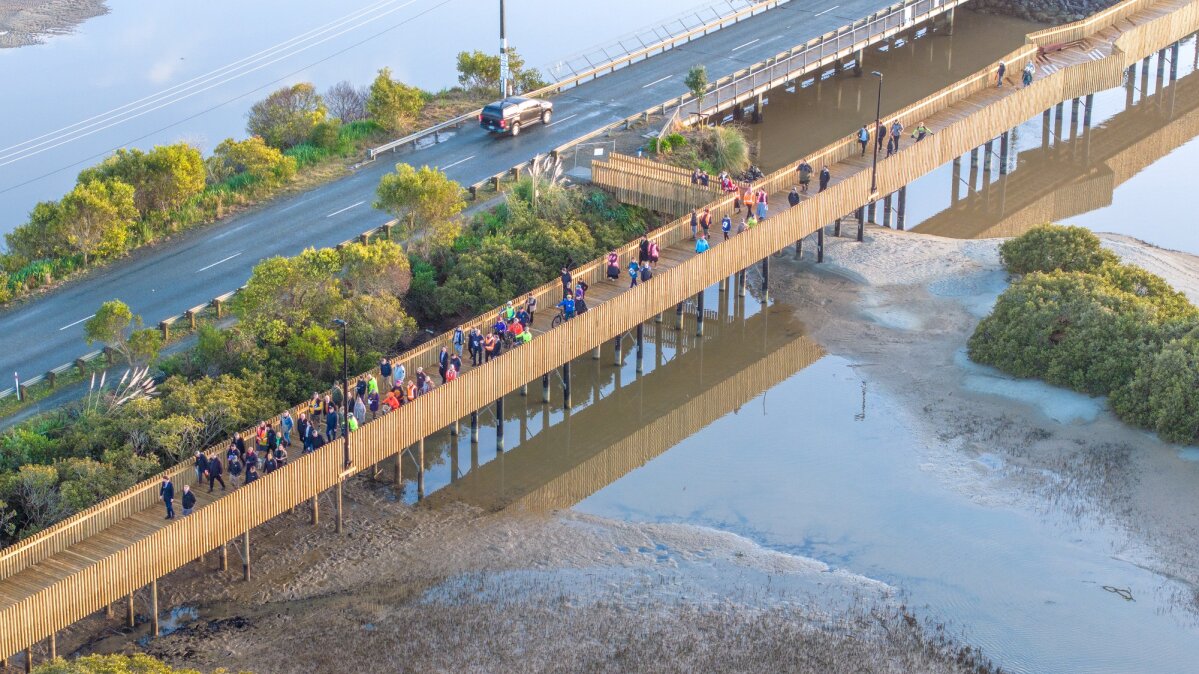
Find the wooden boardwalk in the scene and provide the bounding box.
[3,0,1199,665]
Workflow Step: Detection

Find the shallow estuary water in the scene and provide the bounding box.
[407,281,1199,673]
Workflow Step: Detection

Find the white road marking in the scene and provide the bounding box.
[440,155,476,170]
[59,314,95,331]
[196,251,243,273]
[641,75,673,89]
[814,5,840,16]
[325,200,365,218]
[547,114,578,127]
[731,38,760,52]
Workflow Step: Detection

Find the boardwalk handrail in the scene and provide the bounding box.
[6,0,1199,660]
[1026,0,1160,46]
[366,0,790,160]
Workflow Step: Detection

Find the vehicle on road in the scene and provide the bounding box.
[479,96,553,136]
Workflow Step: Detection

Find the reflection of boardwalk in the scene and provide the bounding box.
[4,0,1199,663]
[918,48,1199,238]
[434,308,822,513]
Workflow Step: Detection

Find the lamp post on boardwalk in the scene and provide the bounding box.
[869,71,884,201]
[332,318,351,470]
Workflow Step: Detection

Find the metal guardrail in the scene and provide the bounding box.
[366,0,791,160]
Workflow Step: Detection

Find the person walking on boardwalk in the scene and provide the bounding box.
[453,327,464,357]
[450,352,463,376]
[325,405,339,442]
[788,187,800,208]
[699,207,712,238]
[755,189,768,221]
[639,234,651,262]
[181,485,196,516]
[560,267,573,296]
[911,122,933,142]
[379,358,393,390]
[1022,61,1035,87]
[695,235,710,254]
[628,260,640,288]
[575,280,589,314]
[206,454,226,493]
[876,121,886,152]
[640,262,653,283]
[741,183,753,217]
[244,461,259,485]
[607,251,621,281]
[721,213,732,240]
[996,61,1007,87]
[797,160,813,192]
[227,447,243,483]
[438,346,450,383]
[819,166,831,191]
[525,293,537,322]
[469,328,483,366]
[353,395,367,426]
[194,451,208,483]
[160,475,175,519]
[281,410,294,448]
[689,211,699,240]
[736,217,748,235]
[483,332,500,362]
[890,120,904,155]
[858,124,870,156]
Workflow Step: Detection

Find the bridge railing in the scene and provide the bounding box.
[1026,0,1161,46]
[366,0,791,160]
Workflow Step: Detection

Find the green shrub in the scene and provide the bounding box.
[1112,329,1199,444]
[999,224,1117,275]
[284,143,330,169]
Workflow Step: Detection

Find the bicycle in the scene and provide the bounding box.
[551,307,573,329]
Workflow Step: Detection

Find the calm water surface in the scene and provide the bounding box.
[0,0,709,232]
[417,287,1199,673]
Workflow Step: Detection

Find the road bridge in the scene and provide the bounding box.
[3,0,1197,666]
[0,0,949,395]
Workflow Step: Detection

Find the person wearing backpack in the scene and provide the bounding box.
[648,240,660,263]
[607,251,621,281]
[206,454,225,493]
[227,448,243,484]
[721,214,732,240]
[640,263,653,283]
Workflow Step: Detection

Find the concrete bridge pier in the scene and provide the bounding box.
[242,530,251,581]
[449,419,459,436]
[738,270,747,297]
[982,140,994,178]
[1170,41,1180,81]
[394,452,402,490]
[1041,109,1051,150]
[636,324,645,373]
[817,228,825,262]
[752,94,765,123]
[24,648,31,673]
[470,410,480,442]
[1053,103,1064,144]
[940,7,956,36]
[541,374,550,403]
[867,200,877,224]
[896,186,907,231]
[883,193,893,228]
[451,439,460,483]
[1083,94,1094,129]
[675,302,685,329]
[697,291,706,335]
[150,580,159,636]
[853,49,864,76]
[834,217,842,237]
[311,495,319,525]
[614,334,624,366]
[127,592,135,628]
[760,257,770,294]
[856,206,866,242]
[593,345,602,360]
[562,362,572,408]
[1070,98,1081,140]
[951,157,962,205]
[495,398,505,451]
[794,239,802,259]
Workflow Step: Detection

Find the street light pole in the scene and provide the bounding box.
[869,71,884,199]
[499,0,510,97]
[332,319,350,470]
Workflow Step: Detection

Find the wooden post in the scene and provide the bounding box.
[243,530,251,581]
[417,438,425,499]
[185,309,197,330]
[45,370,56,388]
[220,541,228,571]
[834,218,842,237]
[394,452,403,488]
[495,398,505,451]
[76,358,87,376]
[469,185,478,200]
[856,206,865,242]
[335,480,344,533]
[817,227,825,263]
[311,495,319,525]
[635,324,644,374]
[159,321,170,341]
[48,633,56,660]
[106,602,114,619]
[150,579,159,636]
[127,592,136,628]
[794,239,802,259]
[490,176,501,190]
[24,648,31,673]
[562,362,572,409]
[883,193,893,228]
[896,186,907,231]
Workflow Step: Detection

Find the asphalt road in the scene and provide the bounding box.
[1,0,896,382]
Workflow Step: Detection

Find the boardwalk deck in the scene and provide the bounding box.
[3,0,1199,662]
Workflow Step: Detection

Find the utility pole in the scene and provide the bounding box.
[499,0,510,97]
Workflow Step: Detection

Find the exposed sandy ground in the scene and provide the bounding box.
[45,477,998,674]
[771,226,1199,614]
[0,0,107,47]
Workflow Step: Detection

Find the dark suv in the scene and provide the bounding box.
[479,96,553,136]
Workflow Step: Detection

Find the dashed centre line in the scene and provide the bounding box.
[642,75,673,88]
[196,251,243,273]
[731,38,760,52]
[814,5,840,16]
[325,200,365,218]
[59,314,95,331]
[441,155,476,170]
